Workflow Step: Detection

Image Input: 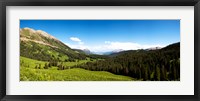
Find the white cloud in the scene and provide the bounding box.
[103,42,163,51]
[79,42,84,45]
[70,37,81,42]
[69,37,84,45]
[104,41,111,44]
[103,42,141,50]
[65,41,165,53]
[65,43,89,50]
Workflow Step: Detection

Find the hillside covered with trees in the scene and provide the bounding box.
[72,42,180,81]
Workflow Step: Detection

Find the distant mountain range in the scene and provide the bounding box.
[99,47,162,55]
[78,47,162,55]
[108,42,179,57]
[91,49,124,55]
[73,46,163,55]
[73,49,92,55]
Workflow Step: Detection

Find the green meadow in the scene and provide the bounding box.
[20,56,134,81]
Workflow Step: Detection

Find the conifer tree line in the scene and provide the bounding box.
[33,62,71,70]
[72,42,180,81]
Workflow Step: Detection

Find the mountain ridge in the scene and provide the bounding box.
[20,27,87,62]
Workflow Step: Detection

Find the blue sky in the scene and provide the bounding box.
[20,20,180,52]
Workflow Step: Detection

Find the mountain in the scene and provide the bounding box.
[73,49,92,55]
[20,27,87,62]
[145,47,162,51]
[109,43,180,57]
[161,42,180,51]
[83,49,92,54]
[92,49,124,55]
[109,50,140,57]
[103,49,124,55]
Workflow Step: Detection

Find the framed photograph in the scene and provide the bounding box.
[0,0,199,101]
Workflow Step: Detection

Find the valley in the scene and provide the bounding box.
[20,27,180,81]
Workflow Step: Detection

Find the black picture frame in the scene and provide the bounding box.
[0,0,199,101]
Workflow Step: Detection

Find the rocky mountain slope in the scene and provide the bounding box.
[20,27,87,62]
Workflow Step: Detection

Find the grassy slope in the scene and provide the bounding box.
[20,28,87,62]
[20,56,133,81]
